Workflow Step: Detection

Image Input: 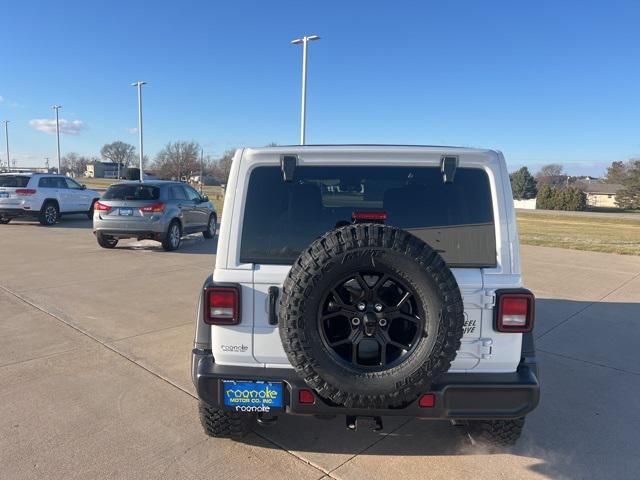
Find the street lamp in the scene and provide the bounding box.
[2,120,9,172]
[131,81,147,182]
[52,105,62,173]
[291,34,320,145]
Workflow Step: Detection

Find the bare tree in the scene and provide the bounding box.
[100,141,136,167]
[214,150,236,184]
[61,152,94,177]
[153,141,201,180]
[536,163,566,187]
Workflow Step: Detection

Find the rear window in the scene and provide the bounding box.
[0,175,30,188]
[103,184,160,201]
[240,166,496,267]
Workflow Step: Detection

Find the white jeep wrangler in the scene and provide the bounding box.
[192,145,539,447]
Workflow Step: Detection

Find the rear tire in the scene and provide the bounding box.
[465,418,525,448]
[162,220,182,251]
[0,217,10,224]
[202,214,217,239]
[198,402,255,439]
[39,201,59,226]
[96,232,118,249]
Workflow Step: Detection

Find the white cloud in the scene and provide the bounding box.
[127,127,138,134]
[0,95,4,102]
[29,118,87,136]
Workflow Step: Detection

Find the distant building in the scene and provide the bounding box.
[85,162,124,178]
[583,183,623,208]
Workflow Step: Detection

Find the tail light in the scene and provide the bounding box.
[15,189,36,196]
[205,286,240,325]
[95,201,111,212]
[140,203,165,213]
[495,290,535,333]
[352,211,387,223]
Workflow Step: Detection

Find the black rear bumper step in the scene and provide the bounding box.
[192,351,540,420]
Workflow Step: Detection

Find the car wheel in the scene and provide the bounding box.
[96,232,118,249]
[0,217,10,224]
[162,220,182,251]
[202,214,217,239]
[199,401,255,439]
[279,223,464,409]
[464,418,525,449]
[39,202,59,226]
[87,200,97,219]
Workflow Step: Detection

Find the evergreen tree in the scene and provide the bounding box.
[510,167,538,200]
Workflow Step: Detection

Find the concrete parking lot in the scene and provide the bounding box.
[1,216,639,480]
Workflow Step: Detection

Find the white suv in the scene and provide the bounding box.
[191,145,539,447]
[0,173,100,225]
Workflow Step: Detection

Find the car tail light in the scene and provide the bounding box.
[140,203,165,213]
[495,290,535,332]
[205,286,240,325]
[352,211,387,222]
[419,393,435,408]
[95,201,111,212]
[298,389,316,405]
[15,189,36,196]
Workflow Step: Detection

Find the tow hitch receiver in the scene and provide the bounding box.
[346,415,384,431]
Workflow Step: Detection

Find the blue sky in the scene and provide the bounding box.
[1,0,638,175]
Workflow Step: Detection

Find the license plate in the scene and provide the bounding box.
[222,380,283,412]
[0,192,8,198]
[119,208,133,216]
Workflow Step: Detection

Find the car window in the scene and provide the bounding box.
[169,185,188,200]
[38,177,57,188]
[64,177,83,189]
[240,165,497,268]
[182,185,201,202]
[0,175,30,187]
[103,184,160,201]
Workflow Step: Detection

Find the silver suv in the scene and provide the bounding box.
[93,180,217,251]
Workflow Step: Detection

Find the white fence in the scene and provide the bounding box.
[513,198,537,210]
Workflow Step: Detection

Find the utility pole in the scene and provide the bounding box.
[291,34,320,145]
[131,81,147,182]
[200,148,204,194]
[52,105,62,173]
[2,120,9,172]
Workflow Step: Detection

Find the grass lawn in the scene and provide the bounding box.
[517,211,640,255]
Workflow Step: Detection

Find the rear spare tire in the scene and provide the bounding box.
[279,223,464,408]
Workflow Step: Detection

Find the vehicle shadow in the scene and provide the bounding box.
[234,298,640,480]
[2,215,93,229]
[116,234,218,255]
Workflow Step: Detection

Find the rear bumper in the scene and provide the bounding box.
[0,207,40,219]
[191,351,540,420]
[93,226,166,240]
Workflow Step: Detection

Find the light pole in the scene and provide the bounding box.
[52,105,62,173]
[131,81,147,182]
[291,34,320,145]
[2,120,9,172]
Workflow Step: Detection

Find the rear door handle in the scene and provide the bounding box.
[268,286,279,325]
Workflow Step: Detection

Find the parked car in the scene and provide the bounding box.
[0,173,100,225]
[191,145,539,448]
[93,180,217,251]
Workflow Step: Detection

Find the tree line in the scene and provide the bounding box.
[510,159,640,210]
[60,140,238,184]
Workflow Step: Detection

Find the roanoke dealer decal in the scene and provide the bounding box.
[223,381,283,412]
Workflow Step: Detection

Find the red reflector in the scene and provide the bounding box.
[496,292,535,333]
[15,189,36,196]
[352,211,387,222]
[299,389,315,405]
[95,201,111,211]
[205,286,240,325]
[419,393,435,408]
[140,202,165,213]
